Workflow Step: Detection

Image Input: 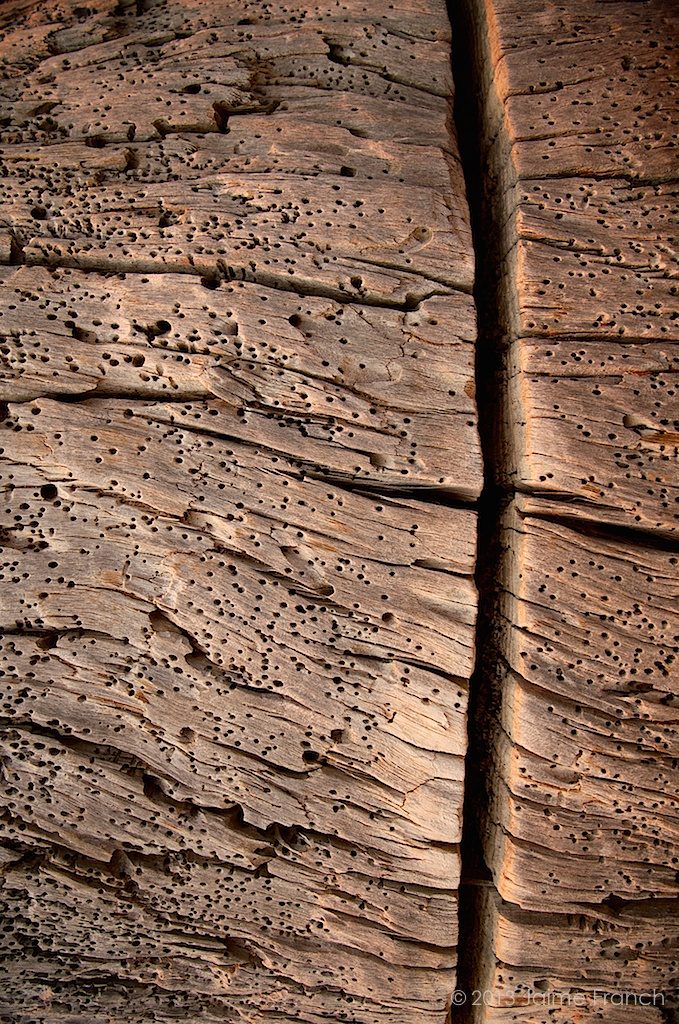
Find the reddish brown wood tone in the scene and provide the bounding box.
[0,0,677,1021]
[466,0,678,1020]
[0,1,479,1021]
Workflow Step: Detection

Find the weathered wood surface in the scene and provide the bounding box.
[0,1,479,1022]
[494,2,679,532]
[469,884,677,1024]
[474,0,679,532]
[0,269,479,493]
[471,503,678,1020]
[468,0,678,1019]
[2,0,677,1018]
[496,507,677,904]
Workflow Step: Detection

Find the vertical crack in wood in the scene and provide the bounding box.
[448,0,679,1018]
[447,0,518,1017]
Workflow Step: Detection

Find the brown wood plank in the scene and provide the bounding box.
[471,886,674,1024]
[514,342,679,535]
[494,505,677,903]
[465,0,679,1018]
[467,503,678,1020]
[515,179,678,341]
[5,168,471,304]
[0,1,478,1021]
[487,0,677,182]
[0,267,479,495]
[474,0,679,534]
[510,173,679,533]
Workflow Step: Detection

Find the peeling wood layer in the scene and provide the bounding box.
[0,0,480,1021]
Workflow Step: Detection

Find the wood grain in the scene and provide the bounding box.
[495,505,677,906]
[471,0,679,533]
[465,0,679,1018]
[2,0,676,1017]
[471,885,675,1024]
[0,1,478,1021]
[470,500,678,1018]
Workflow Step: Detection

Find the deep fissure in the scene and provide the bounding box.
[448,0,512,1013]
[446,0,679,1013]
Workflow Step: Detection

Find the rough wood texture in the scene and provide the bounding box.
[3,0,677,1018]
[496,505,677,905]
[469,500,678,1021]
[495,0,679,534]
[0,1,479,1021]
[469,885,677,1024]
[466,0,678,1019]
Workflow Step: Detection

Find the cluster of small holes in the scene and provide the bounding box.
[0,273,474,488]
[0,0,473,1014]
[506,521,678,907]
[506,2,677,178]
[0,394,470,1008]
[520,181,679,339]
[526,371,678,528]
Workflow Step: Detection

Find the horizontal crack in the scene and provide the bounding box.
[14,251,465,312]
[514,497,679,550]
